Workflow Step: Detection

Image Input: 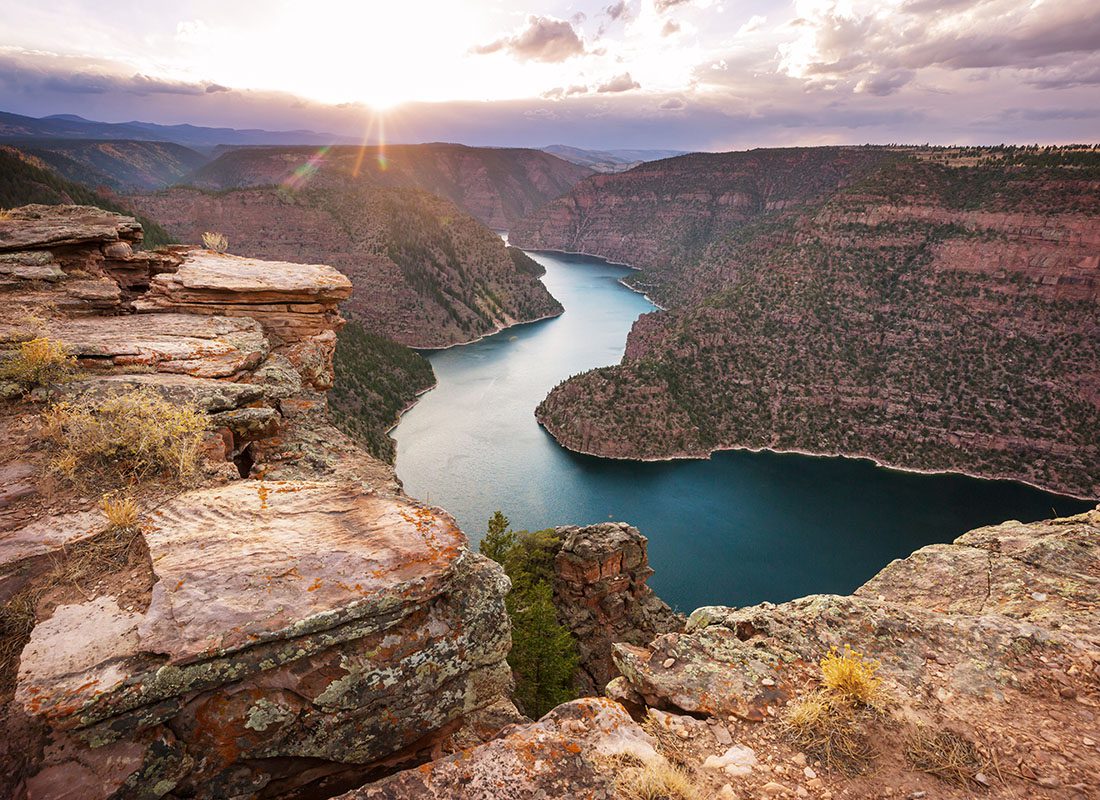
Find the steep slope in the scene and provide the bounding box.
[0,147,175,246]
[513,147,1100,498]
[185,143,593,229]
[132,184,563,348]
[13,139,209,191]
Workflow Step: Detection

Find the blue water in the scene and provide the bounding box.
[393,251,1093,613]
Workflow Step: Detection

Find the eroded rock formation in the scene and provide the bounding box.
[0,206,517,799]
[553,522,683,693]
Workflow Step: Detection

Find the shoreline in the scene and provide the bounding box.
[413,307,565,353]
[534,417,1098,503]
[518,246,668,311]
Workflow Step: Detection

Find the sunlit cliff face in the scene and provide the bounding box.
[1,0,1098,147]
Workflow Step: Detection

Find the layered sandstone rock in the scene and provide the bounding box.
[16,482,512,799]
[134,250,352,389]
[553,523,683,693]
[0,206,516,800]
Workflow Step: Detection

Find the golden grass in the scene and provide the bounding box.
[905,725,991,787]
[1,336,76,393]
[202,231,229,253]
[641,712,694,768]
[782,645,889,773]
[101,494,140,530]
[820,645,886,709]
[42,387,206,487]
[613,756,700,800]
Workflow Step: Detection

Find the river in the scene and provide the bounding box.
[392,250,1093,612]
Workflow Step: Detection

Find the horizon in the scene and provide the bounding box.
[1,0,1098,150]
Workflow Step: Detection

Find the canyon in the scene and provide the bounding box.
[511,146,1100,499]
[0,206,1096,800]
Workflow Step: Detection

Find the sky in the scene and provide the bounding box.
[0,0,1098,150]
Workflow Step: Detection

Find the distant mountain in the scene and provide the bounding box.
[542,144,688,173]
[13,139,209,192]
[185,143,593,229]
[0,110,350,148]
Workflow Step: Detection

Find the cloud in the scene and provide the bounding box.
[543,84,590,99]
[779,0,1100,87]
[605,1,630,21]
[473,15,585,63]
[597,72,641,93]
[855,69,915,96]
[655,0,690,12]
[205,83,231,93]
[737,15,766,35]
[659,97,686,110]
[662,20,681,36]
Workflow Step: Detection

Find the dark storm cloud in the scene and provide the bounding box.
[473,15,585,63]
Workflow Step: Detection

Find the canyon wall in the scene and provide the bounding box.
[513,147,1100,498]
[134,184,562,349]
[0,206,518,799]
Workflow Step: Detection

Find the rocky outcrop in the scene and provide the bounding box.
[607,507,1100,798]
[553,523,683,694]
[16,482,511,800]
[133,185,562,349]
[334,697,657,800]
[520,147,1100,498]
[0,206,517,799]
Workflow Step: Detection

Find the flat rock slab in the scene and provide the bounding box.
[0,508,104,602]
[149,251,352,304]
[339,698,657,800]
[44,312,268,378]
[17,480,468,727]
[0,205,142,251]
[64,373,265,413]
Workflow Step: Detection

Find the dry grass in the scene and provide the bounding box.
[782,645,889,773]
[42,387,206,487]
[905,726,991,787]
[0,336,76,394]
[611,755,700,800]
[820,645,886,710]
[0,208,13,221]
[202,231,229,253]
[101,494,139,530]
[641,712,695,768]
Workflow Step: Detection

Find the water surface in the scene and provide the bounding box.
[393,251,1093,612]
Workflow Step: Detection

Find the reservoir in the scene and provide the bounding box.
[392,251,1093,612]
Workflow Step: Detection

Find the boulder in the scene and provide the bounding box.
[0,205,142,252]
[335,698,657,800]
[15,481,513,799]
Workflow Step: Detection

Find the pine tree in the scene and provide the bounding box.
[479,510,515,564]
[507,581,579,718]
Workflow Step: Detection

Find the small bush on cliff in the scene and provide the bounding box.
[43,387,206,486]
[479,511,579,718]
[202,231,229,253]
[783,646,888,773]
[1,336,76,396]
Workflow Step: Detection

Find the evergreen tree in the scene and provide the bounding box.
[479,510,515,564]
[507,581,579,718]
[479,512,579,718]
